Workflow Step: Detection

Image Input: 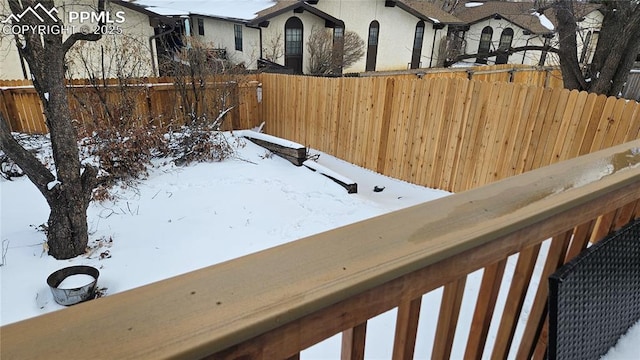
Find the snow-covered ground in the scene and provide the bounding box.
[0,132,637,359]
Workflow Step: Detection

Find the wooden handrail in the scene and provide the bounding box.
[2,140,639,359]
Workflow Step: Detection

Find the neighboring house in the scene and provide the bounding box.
[116,0,344,75]
[311,0,465,72]
[246,0,345,74]
[0,0,605,80]
[117,0,274,74]
[0,0,157,80]
[449,0,602,68]
[119,0,464,75]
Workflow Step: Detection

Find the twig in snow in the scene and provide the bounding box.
[0,239,9,266]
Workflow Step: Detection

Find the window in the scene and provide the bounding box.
[366,21,380,71]
[285,20,303,55]
[411,21,425,69]
[333,26,345,73]
[333,26,344,43]
[234,24,243,51]
[197,18,204,36]
[368,21,379,46]
[285,17,303,73]
[496,28,513,64]
[476,26,493,64]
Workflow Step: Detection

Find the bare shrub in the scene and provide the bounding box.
[307,26,365,75]
[78,119,168,192]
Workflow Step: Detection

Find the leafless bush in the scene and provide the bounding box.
[78,120,168,200]
[168,125,236,166]
[263,31,284,62]
[307,26,365,75]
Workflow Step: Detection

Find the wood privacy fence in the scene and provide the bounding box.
[260,74,640,193]
[0,65,559,135]
[359,64,564,89]
[0,76,262,134]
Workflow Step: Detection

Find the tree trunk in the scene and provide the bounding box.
[554,0,586,91]
[3,0,100,259]
[588,3,640,96]
[554,0,640,96]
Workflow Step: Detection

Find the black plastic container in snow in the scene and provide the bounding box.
[549,219,640,360]
[47,265,99,306]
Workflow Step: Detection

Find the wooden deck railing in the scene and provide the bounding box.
[2,140,640,360]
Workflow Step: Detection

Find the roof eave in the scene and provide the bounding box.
[395,1,462,25]
[249,2,343,28]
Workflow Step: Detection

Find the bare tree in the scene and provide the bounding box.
[0,0,105,259]
[306,26,365,76]
[263,31,284,63]
[555,0,640,96]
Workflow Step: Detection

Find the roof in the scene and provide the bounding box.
[122,0,279,21]
[249,0,343,27]
[453,0,554,34]
[452,0,601,34]
[397,0,465,25]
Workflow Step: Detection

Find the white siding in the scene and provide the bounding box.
[261,10,328,72]
[195,17,261,69]
[312,0,448,72]
[0,0,157,80]
[464,18,548,66]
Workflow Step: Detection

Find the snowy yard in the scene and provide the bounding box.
[0,132,637,359]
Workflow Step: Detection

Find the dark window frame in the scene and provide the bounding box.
[197,18,204,36]
[496,27,514,64]
[366,20,380,71]
[284,17,304,73]
[234,24,243,51]
[411,21,425,69]
[476,26,493,64]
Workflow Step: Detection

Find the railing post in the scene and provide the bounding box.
[491,243,542,358]
[392,297,422,360]
[465,259,507,358]
[341,322,367,360]
[432,278,467,359]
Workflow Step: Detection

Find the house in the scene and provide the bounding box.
[448,0,602,68]
[0,0,158,80]
[308,0,465,72]
[120,0,464,75]
[0,0,605,80]
[116,0,272,75]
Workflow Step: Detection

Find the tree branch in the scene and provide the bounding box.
[445,45,558,67]
[0,113,57,202]
[61,0,106,54]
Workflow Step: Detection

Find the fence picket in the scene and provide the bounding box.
[3,70,639,196]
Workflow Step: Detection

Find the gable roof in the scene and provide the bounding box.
[452,0,602,35]
[452,0,554,34]
[249,0,343,27]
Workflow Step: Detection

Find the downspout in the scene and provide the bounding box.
[430,26,438,68]
[182,15,192,49]
[259,26,263,60]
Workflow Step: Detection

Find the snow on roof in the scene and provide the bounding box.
[128,0,277,20]
[532,11,555,31]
